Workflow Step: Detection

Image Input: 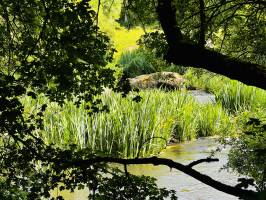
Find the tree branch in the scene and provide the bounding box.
[199,0,206,46]
[157,0,266,90]
[156,0,182,47]
[64,156,259,199]
[187,157,219,168]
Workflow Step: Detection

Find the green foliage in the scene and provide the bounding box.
[0,1,117,199]
[118,49,162,77]
[226,114,266,191]
[90,171,177,200]
[136,31,187,75]
[171,0,266,63]
[0,178,27,200]
[137,31,168,57]
[137,31,169,74]
[0,0,115,105]
[117,0,158,29]
[118,47,186,78]
[211,3,266,64]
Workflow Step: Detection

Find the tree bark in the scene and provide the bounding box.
[157,0,266,90]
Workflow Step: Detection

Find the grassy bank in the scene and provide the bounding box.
[22,90,236,158]
[184,68,266,113]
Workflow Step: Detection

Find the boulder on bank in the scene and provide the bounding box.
[128,72,186,90]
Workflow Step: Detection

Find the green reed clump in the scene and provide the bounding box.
[172,101,234,141]
[185,68,266,113]
[21,90,235,158]
[42,90,189,158]
[195,103,233,137]
[216,82,266,112]
[118,49,157,77]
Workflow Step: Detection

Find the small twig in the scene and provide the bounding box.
[187,157,219,168]
[96,0,101,28]
[124,163,129,176]
[108,0,115,12]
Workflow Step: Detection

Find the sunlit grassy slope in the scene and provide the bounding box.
[111,27,146,58]
[90,0,147,59]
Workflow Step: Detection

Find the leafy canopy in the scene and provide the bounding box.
[0,0,177,199]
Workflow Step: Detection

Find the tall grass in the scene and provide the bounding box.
[173,100,233,140]
[216,82,266,112]
[118,48,176,78]
[22,90,235,158]
[185,68,266,113]
[118,49,158,77]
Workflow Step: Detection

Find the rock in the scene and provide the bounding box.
[128,72,186,90]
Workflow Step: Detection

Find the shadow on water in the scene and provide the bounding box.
[51,137,246,200]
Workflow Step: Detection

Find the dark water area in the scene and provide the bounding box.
[52,137,249,200]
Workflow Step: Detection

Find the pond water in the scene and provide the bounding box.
[128,137,240,200]
[52,137,245,200]
[188,90,216,104]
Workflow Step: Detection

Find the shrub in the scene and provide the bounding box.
[118,49,164,77]
[90,170,177,200]
[226,113,266,191]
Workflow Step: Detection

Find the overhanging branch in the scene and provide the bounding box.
[157,0,266,90]
[187,157,219,168]
[64,156,259,199]
[199,0,206,46]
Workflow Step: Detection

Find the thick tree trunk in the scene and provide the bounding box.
[157,0,266,90]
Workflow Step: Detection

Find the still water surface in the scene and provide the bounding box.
[52,137,242,200]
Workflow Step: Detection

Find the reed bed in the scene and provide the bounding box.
[21,90,235,158]
[185,69,266,113]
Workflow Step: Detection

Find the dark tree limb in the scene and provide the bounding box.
[157,0,182,46]
[157,0,266,90]
[64,156,260,199]
[199,0,206,46]
[187,157,219,168]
